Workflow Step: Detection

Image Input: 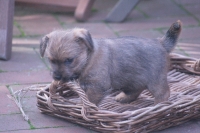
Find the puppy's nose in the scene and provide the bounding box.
[53,72,62,81]
[54,75,62,80]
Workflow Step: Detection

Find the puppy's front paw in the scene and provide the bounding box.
[115,92,130,103]
[49,81,59,95]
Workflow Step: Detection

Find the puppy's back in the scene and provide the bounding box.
[97,37,168,90]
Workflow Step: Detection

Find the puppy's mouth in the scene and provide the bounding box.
[68,74,79,81]
[55,74,79,83]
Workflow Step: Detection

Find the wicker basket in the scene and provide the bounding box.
[37,53,200,133]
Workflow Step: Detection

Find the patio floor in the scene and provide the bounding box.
[0,0,200,132]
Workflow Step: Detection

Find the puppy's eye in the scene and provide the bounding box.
[75,37,83,43]
[64,58,73,65]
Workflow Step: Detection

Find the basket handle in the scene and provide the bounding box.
[65,81,98,109]
[65,81,98,121]
[48,81,98,121]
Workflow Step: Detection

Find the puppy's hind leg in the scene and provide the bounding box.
[115,89,143,103]
[85,87,104,105]
[148,80,170,105]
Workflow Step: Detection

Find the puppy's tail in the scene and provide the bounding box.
[160,20,182,53]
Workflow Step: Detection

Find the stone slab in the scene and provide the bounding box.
[179,39,200,45]
[136,0,188,18]
[28,111,76,128]
[12,38,40,48]
[68,23,116,38]
[154,120,200,133]
[174,0,200,5]
[0,86,20,114]
[0,70,52,85]
[14,14,62,36]
[20,97,38,112]
[184,4,200,15]
[108,16,198,33]
[13,25,21,37]
[5,126,97,133]
[0,46,48,72]
[0,114,30,132]
[118,29,163,39]
[9,84,41,97]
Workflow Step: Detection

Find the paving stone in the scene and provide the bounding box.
[6,126,97,133]
[86,11,108,23]
[0,70,52,86]
[0,86,20,114]
[180,27,200,39]
[0,114,30,132]
[186,52,200,58]
[152,16,199,27]
[172,47,187,56]
[136,0,188,18]
[126,8,149,21]
[12,38,40,48]
[9,84,45,97]
[108,16,198,33]
[177,43,200,58]
[92,0,118,13]
[178,43,200,51]
[180,38,200,44]
[174,0,200,5]
[194,118,200,125]
[118,29,163,39]
[14,4,53,16]
[88,0,115,22]
[54,14,76,27]
[153,120,200,133]
[13,25,21,37]
[14,14,62,36]
[34,48,51,69]
[195,14,200,20]
[21,97,39,112]
[68,23,116,38]
[28,111,76,128]
[0,46,47,72]
[1,88,39,112]
[88,0,135,22]
[184,4,200,15]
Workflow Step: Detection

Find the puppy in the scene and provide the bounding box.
[40,20,182,105]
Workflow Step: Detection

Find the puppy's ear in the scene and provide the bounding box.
[73,28,94,51]
[40,36,49,57]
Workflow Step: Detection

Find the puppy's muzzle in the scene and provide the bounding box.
[53,71,62,81]
[53,71,79,82]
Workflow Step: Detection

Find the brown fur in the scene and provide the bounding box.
[40,21,182,105]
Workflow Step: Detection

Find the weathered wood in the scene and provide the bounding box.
[16,0,78,7]
[105,0,140,22]
[0,0,14,60]
[75,0,95,22]
[16,0,95,21]
[16,0,79,12]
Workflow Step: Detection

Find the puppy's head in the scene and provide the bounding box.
[40,28,94,82]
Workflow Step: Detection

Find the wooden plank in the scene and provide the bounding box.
[16,0,94,21]
[75,0,95,22]
[105,0,140,22]
[0,0,14,60]
[16,0,79,7]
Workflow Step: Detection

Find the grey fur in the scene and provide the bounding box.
[40,21,182,105]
